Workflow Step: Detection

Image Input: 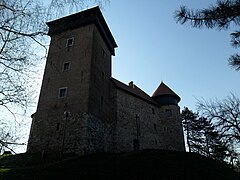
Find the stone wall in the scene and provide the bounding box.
[83,113,115,154]
[114,88,185,153]
[28,22,115,155]
[28,111,115,156]
[88,25,113,121]
[27,112,86,155]
[27,8,185,155]
[28,24,95,154]
[37,24,95,114]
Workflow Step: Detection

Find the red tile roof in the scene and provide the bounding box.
[152,82,180,102]
[111,78,159,106]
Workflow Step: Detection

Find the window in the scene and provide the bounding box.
[58,87,67,98]
[66,38,74,47]
[154,124,157,130]
[102,72,104,82]
[56,123,60,131]
[63,62,70,71]
[152,108,155,114]
[165,109,172,117]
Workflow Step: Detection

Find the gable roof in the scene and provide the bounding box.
[152,82,180,102]
[111,78,159,106]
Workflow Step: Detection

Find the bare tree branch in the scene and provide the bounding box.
[0,0,108,153]
[197,94,240,146]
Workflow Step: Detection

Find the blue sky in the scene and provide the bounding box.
[40,0,239,111]
[5,0,239,153]
[94,0,240,111]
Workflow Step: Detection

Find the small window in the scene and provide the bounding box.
[102,72,104,81]
[165,109,172,117]
[154,124,157,130]
[152,108,155,114]
[63,62,70,71]
[58,87,67,98]
[56,123,60,131]
[66,38,74,47]
[101,96,104,105]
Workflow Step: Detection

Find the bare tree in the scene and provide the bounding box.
[197,94,240,142]
[0,123,26,154]
[0,0,46,113]
[0,0,107,153]
[197,94,240,168]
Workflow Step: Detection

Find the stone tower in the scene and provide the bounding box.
[27,7,117,154]
[28,7,185,155]
[152,82,185,151]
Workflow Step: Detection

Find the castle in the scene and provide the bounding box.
[27,7,185,155]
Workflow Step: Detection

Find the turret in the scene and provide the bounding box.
[152,82,180,106]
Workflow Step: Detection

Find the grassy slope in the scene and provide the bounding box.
[0,150,239,180]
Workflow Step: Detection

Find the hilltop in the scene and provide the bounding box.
[0,149,239,179]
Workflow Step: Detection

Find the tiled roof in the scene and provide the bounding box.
[152,82,180,101]
[111,78,159,106]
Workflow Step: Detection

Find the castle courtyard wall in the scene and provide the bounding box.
[114,88,185,152]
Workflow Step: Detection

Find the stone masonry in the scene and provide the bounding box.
[27,7,185,156]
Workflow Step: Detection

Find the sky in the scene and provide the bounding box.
[37,0,239,112]
[95,0,240,111]
[3,0,239,153]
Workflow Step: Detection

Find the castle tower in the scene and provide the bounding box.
[152,82,185,151]
[27,7,117,155]
[28,7,185,155]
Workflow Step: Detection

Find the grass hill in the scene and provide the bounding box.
[0,149,239,180]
